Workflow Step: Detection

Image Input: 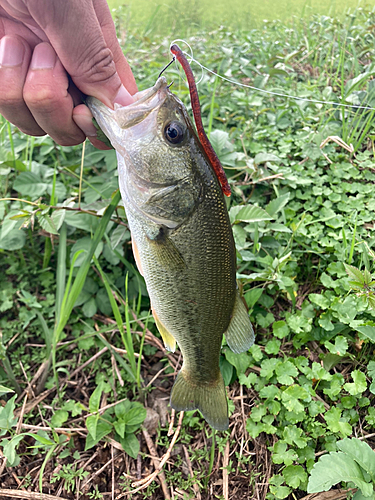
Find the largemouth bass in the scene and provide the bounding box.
[87,76,254,430]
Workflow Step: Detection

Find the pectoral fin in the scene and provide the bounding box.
[148,229,186,272]
[225,292,255,354]
[152,307,176,352]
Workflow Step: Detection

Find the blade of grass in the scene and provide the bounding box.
[93,254,137,381]
[207,59,222,138]
[36,311,52,357]
[6,122,16,170]
[55,223,67,327]
[55,190,121,340]
[51,191,121,393]
[124,273,136,377]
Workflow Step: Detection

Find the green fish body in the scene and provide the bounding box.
[87,77,254,430]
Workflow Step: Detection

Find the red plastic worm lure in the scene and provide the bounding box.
[170,44,231,197]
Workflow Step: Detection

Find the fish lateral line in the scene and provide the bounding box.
[170,44,231,198]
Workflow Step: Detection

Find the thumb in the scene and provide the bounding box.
[26,0,134,107]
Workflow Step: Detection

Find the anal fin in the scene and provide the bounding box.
[225,291,255,354]
[152,307,176,353]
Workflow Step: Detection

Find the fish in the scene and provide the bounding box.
[87,74,254,431]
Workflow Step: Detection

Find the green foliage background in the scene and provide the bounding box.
[2,5,375,499]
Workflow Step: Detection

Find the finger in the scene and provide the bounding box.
[26,0,134,108]
[23,42,86,146]
[0,11,43,46]
[93,0,137,95]
[73,103,112,150]
[0,34,45,135]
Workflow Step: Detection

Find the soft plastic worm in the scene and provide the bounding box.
[170,44,231,197]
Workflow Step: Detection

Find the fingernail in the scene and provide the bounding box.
[74,114,97,137]
[30,43,56,70]
[0,36,25,67]
[114,84,134,106]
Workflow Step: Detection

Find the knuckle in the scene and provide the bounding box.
[0,92,22,108]
[73,45,117,85]
[23,84,62,111]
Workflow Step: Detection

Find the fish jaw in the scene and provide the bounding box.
[86,76,169,155]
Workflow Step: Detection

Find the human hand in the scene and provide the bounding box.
[0,0,137,148]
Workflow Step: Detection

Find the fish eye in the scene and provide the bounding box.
[164,121,185,145]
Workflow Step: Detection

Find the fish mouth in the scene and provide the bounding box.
[86,76,169,147]
[113,76,169,130]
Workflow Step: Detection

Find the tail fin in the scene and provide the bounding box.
[170,370,228,431]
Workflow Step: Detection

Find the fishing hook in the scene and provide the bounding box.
[159,56,176,79]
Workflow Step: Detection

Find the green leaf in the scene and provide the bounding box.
[325,407,352,436]
[283,425,307,449]
[0,228,26,250]
[309,293,330,309]
[124,406,147,428]
[0,395,18,432]
[85,420,113,450]
[0,385,15,396]
[110,225,130,249]
[324,336,348,356]
[265,339,281,355]
[239,372,258,388]
[260,357,280,380]
[51,410,69,428]
[220,358,234,386]
[250,404,267,422]
[273,320,289,339]
[266,193,290,217]
[86,414,99,440]
[70,237,104,267]
[337,438,375,481]
[271,440,298,466]
[283,464,307,488]
[234,205,273,223]
[82,296,97,318]
[276,360,298,385]
[1,434,23,466]
[269,474,291,499]
[254,152,281,164]
[344,370,367,395]
[244,288,263,308]
[121,433,140,459]
[38,213,59,235]
[344,264,365,286]
[114,419,126,438]
[307,451,373,496]
[355,326,375,343]
[368,361,375,380]
[281,385,309,413]
[224,349,251,376]
[13,171,48,196]
[31,434,55,447]
[89,381,104,413]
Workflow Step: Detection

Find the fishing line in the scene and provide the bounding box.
[170,38,204,85]
[169,39,375,112]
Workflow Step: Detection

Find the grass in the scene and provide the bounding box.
[2,6,375,500]
[107,0,372,30]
